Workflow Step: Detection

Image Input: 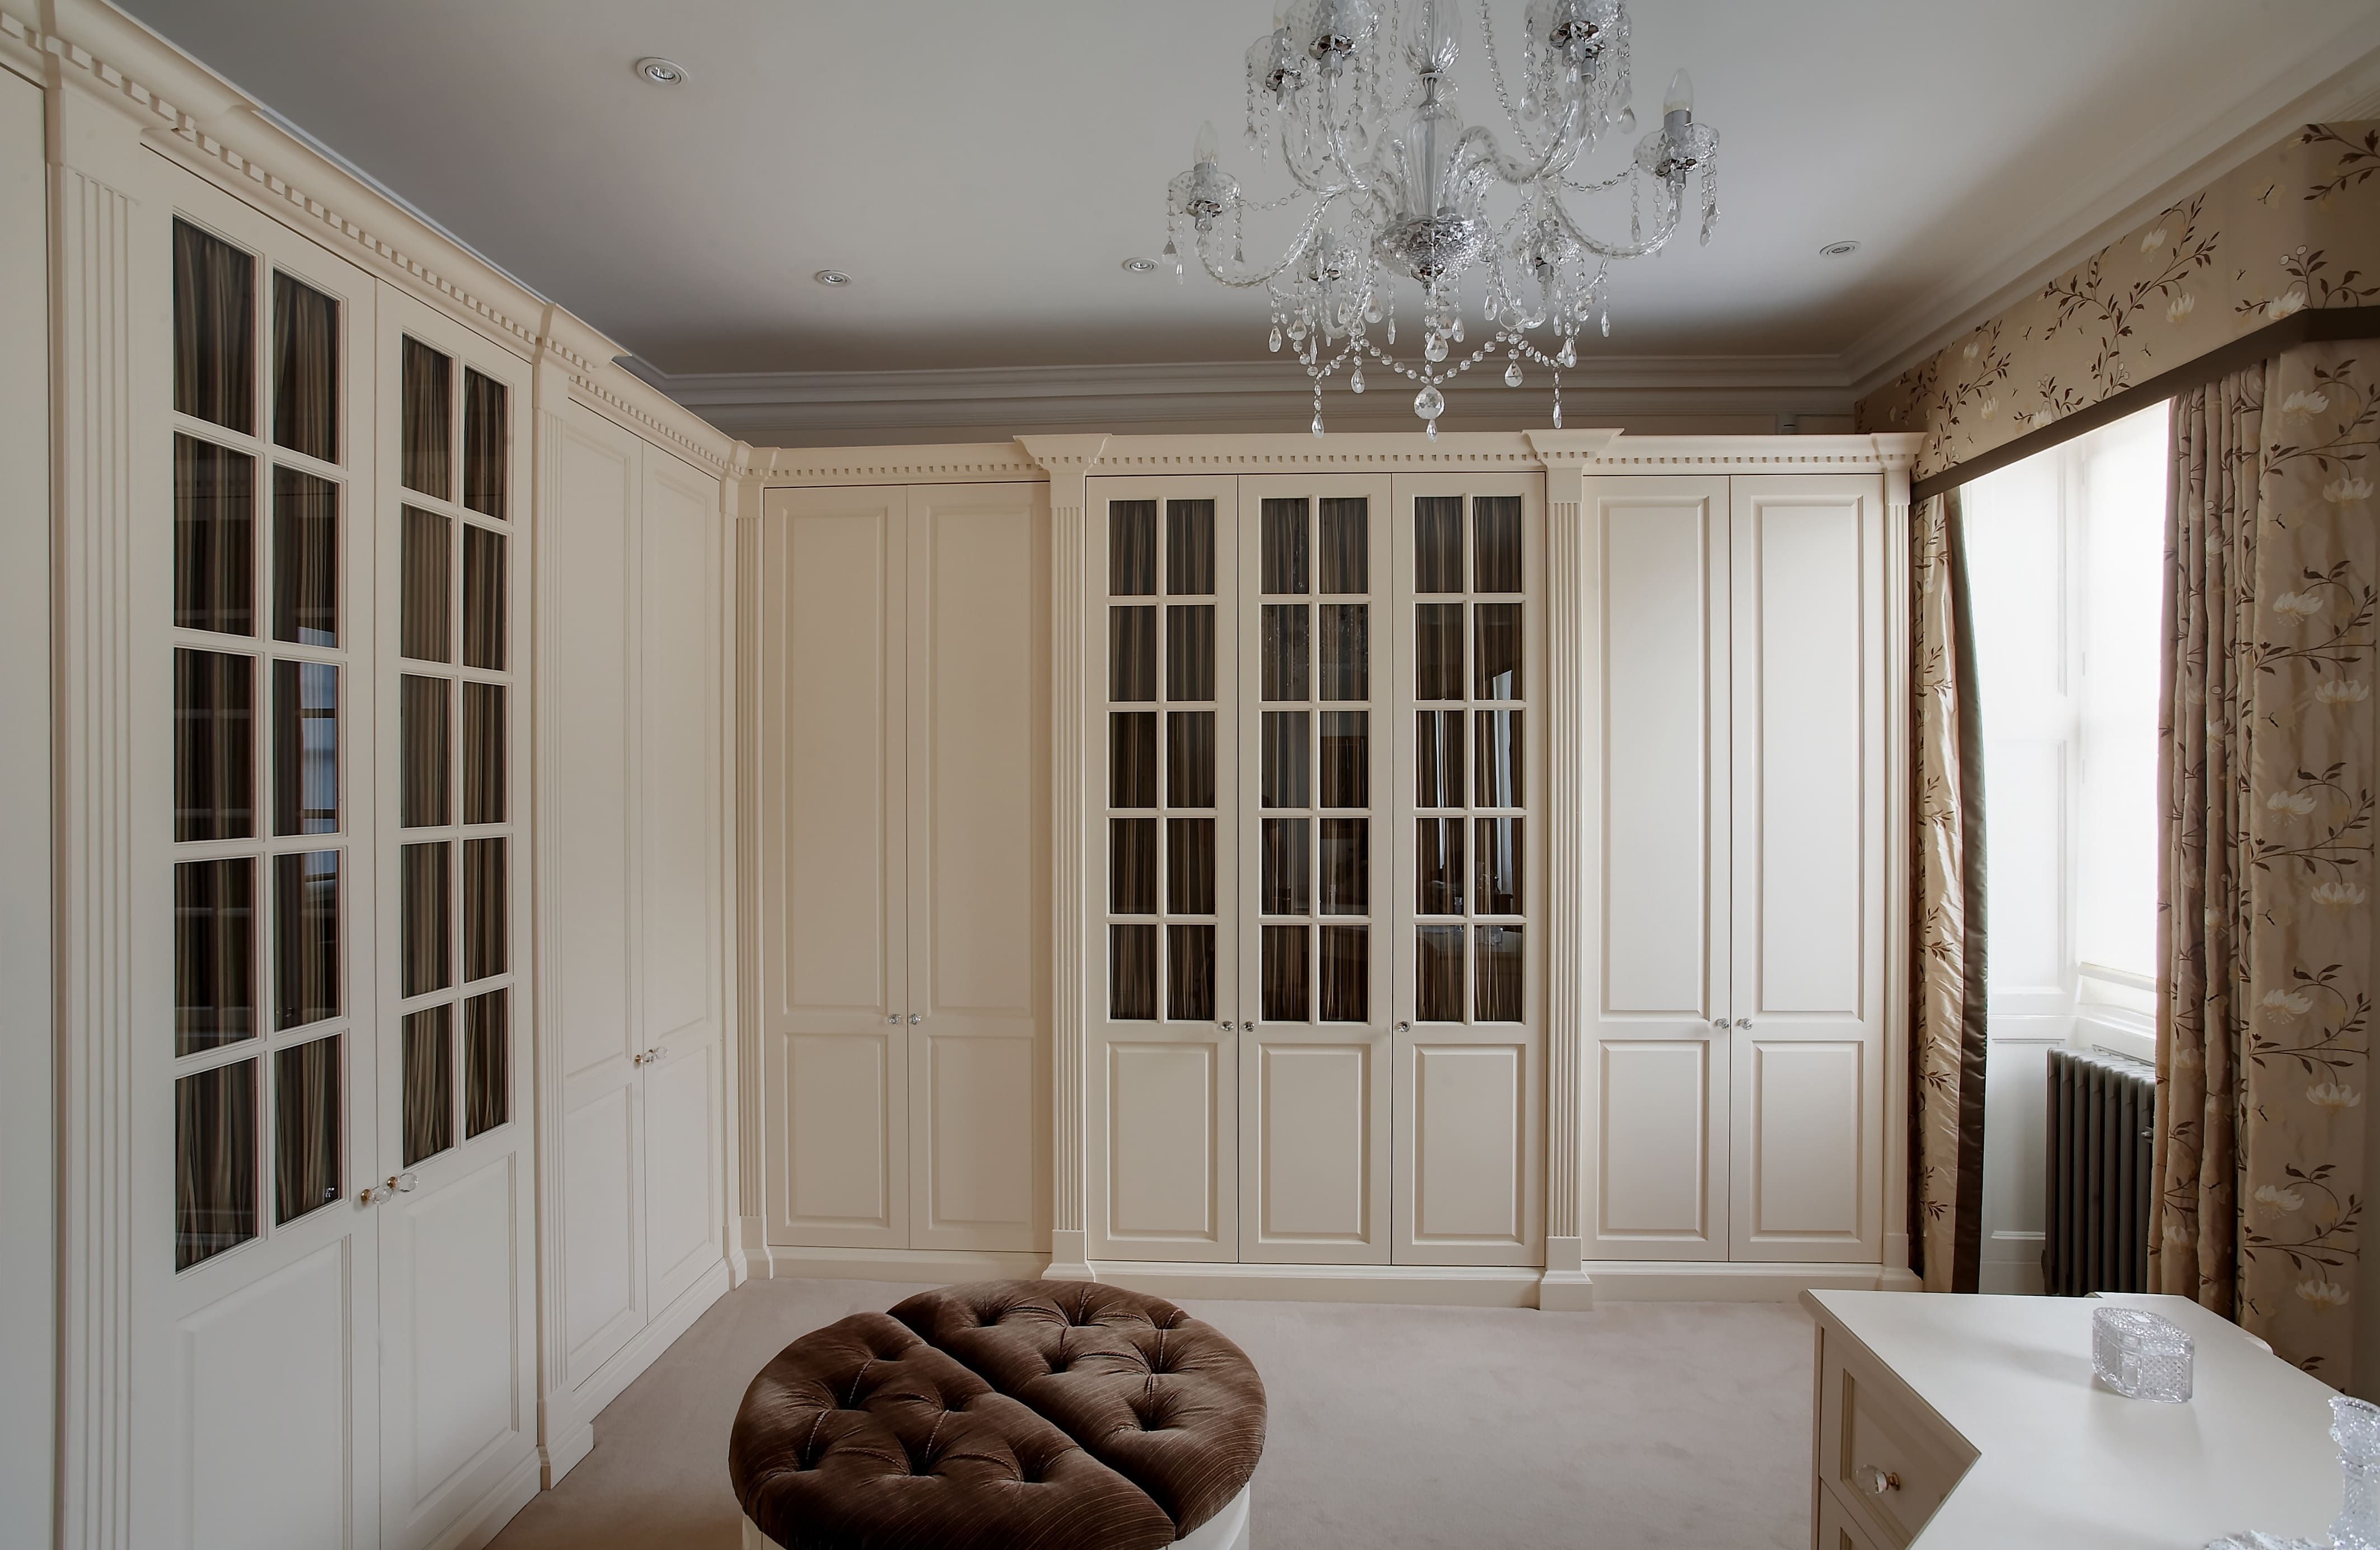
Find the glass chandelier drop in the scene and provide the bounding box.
[1163,0,1718,436]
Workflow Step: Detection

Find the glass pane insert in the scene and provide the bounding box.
[463,682,506,824]
[1320,711,1369,808]
[1261,925,1308,1022]
[1473,496,1522,592]
[1165,818,1215,914]
[272,466,339,645]
[1416,603,1465,700]
[1414,497,1462,592]
[1418,711,1464,807]
[1261,711,1310,807]
[1167,924,1216,1021]
[273,849,341,1030]
[463,837,508,982]
[175,1058,257,1271]
[1418,819,1465,914]
[1111,817,1157,913]
[1476,710,1523,807]
[1475,603,1522,698]
[402,1005,455,1166]
[1478,818,1523,915]
[401,506,452,663]
[402,842,452,998]
[462,526,508,670]
[1318,498,1368,594]
[175,648,254,843]
[1319,604,1367,701]
[1319,926,1368,1023]
[1417,926,1465,1023]
[1261,499,1309,594]
[174,220,255,434]
[402,675,452,827]
[1261,604,1309,701]
[465,990,509,1139]
[1109,712,1156,808]
[1477,926,1524,1021]
[271,273,339,463]
[1110,924,1156,1020]
[401,337,453,500]
[1260,816,1311,915]
[1109,501,1156,595]
[462,369,508,519]
[1320,818,1369,915]
[1166,500,1214,594]
[1109,607,1155,701]
[1166,605,1215,701]
[175,435,254,635]
[273,1034,341,1224]
[271,660,340,836]
[1166,712,1215,807]
[175,858,256,1055]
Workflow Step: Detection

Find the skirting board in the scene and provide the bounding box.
[1581,1261,1903,1303]
[542,1256,734,1487]
[434,1452,544,1550]
[755,1244,1056,1285]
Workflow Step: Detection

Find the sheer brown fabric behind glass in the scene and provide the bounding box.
[273,1035,341,1223]
[174,219,253,433]
[402,337,453,499]
[271,273,338,461]
[175,436,254,635]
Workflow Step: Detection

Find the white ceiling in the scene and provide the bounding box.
[117,0,2380,392]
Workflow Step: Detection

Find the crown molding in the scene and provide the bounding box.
[1842,24,2380,397]
[15,0,739,475]
[627,355,1858,446]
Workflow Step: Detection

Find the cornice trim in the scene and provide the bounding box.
[20,0,738,475]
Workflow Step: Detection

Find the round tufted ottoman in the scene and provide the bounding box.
[730,1280,1264,1550]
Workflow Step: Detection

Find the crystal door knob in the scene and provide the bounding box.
[362,1182,393,1206]
[1856,1466,1899,1496]
[1219,1021,1232,1032]
[909,1013,922,1025]
[1395,1021,1411,1034]
[1241,1021,1255,1032]
[393,1172,418,1193]
[1711,1018,1727,1031]
[1735,1017,1753,1029]
[886,1014,899,1025]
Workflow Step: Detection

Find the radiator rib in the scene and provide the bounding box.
[2042,1047,2156,1296]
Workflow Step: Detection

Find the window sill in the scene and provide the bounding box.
[2077,1014,2155,1065]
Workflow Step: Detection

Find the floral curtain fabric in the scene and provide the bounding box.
[1911,491,1991,1293]
[1859,123,2380,482]
[2152,343,2377,1378]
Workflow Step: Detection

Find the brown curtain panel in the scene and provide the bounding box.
[1910,489,1990,1293]
[2151,344,2376,1378]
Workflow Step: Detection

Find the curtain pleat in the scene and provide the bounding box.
[2152,345,2376,1377]
[401,337,452,499]
[175,1060,257,1271]
[402,1006,455,1166]
[273,1035,341,1223]
[174,220,254,433]
[272,273,338,462]
[1910,489,1989,1293]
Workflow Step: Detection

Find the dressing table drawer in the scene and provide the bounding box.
[1814,1324,1970,1548]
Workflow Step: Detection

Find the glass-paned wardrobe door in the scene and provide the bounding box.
[378,311,524,1191]
[1236,481,1392,1034]
[1098,486,1241,1034]
[1392,485,1542,1029]
[168,208,375,1292]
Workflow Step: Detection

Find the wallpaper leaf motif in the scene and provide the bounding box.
[2153,343,2377,1377]
[1859,124,2380,481]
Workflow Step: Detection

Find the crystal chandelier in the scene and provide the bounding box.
[1162,0,1719,436]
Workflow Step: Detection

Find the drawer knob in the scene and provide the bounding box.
[1856,1465,1901,1496]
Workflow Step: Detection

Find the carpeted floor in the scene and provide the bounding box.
[484,1278,1815,1549]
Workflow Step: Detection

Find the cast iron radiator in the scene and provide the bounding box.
[2042,1046,2156,1295]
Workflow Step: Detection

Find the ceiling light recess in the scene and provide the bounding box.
[634,57,686,86]
[1123,257,1160,274]
[1819,239,1862,258]
[813,269,852,287]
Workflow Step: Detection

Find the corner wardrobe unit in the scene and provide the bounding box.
[743,433,1917,1305]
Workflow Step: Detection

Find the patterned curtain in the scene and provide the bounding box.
[1912,489,1990,1293]
[2152,344,2377,1378]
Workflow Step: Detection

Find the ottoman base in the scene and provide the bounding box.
[741,1483,1253,1550]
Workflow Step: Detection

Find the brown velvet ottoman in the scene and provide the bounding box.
[730,1280,1264,1550]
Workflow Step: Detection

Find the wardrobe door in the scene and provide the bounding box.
[761,487,911,1250]
[1727,475,1887,1264]
[1234,476,1393,1265]
[1087,476,1242,1262]
[1389,473,1544,1267]
[154,179,386,1550]
[376,294,538,1549]
[636,452,727,1312]
[905,483,1051,1252]
[549,407,650,1376]
[1580,477,1731,1261]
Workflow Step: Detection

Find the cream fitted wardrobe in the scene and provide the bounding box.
[742,432,1918,1305]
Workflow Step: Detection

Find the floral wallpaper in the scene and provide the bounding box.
[1858,123,2380,481]
[2151,342,2376,1378]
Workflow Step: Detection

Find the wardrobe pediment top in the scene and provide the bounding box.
[748,432,1924,488]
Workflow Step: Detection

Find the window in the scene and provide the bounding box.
[1964,403,2168,1057]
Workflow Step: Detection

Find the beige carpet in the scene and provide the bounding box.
[485,1277,1815,1549]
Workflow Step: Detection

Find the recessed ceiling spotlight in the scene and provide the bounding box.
[813,269,852,287]
[1819,239,1862,259]
[1122,257,1159,274]
[634,57,687,86]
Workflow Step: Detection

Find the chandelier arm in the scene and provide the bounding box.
[1316,71,1376,198]
[1549,181,1681,260]
[1196,200,1338,288]
[1470,0,1558,165]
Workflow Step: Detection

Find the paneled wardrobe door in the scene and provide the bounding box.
[1577,477,1732,1261]
[635,451,728,1314]
[758,486,912,1250]
[549,406,655,1384]
[902,483,1052,1253]
[154,181,384,1550]
[373,290,539,1550]
[1233,475,1393,1265]
[1085,476,1243,1264]
[1387,473,1545,1267]
[1725,475,1887,1264]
